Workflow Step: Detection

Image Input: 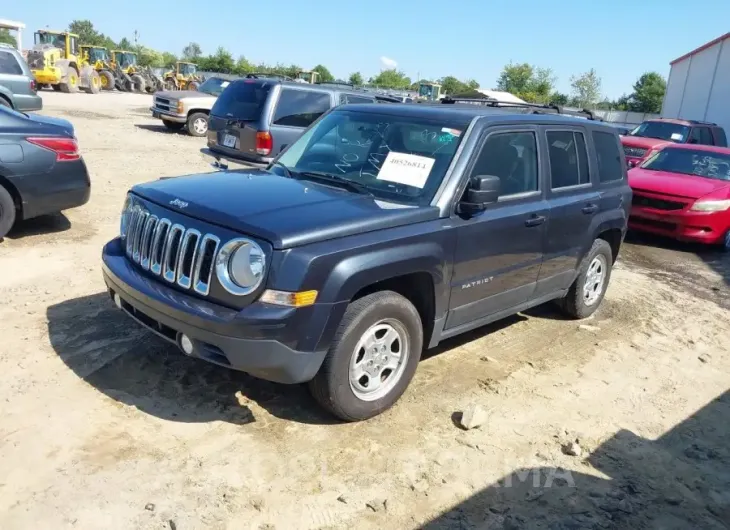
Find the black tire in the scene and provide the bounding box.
[100,70,115,91]
[0,96,10,108]
[51,84,62,92]
[720,230,730,253]
[309,290,423,421]
[59,67,80,93]
[84,70,101,94]
[0,185,17,240]
[186,112,209,137]
[559,239,613,319]
[163,120,185,131]
[131,74,146,93]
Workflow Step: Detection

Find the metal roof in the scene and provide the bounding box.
[0,19,25,30]
[670,32,730,65]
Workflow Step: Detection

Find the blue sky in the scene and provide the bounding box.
[6,0,730,98]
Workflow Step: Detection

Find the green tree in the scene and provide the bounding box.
[466,79,479,90]
[439,76,467,95]
[182,42,202,60]
[0,29,17,48]
[550,92,569,106]
[136,46,162,67]
[199,47,235,72]
[348,72,364,86]
[312,64,334,83]
[369,69,411,89]
[161,52,177,68]
[234,55,253,75]
[628,72,666,113]
[496,63,555,103]
[570,69,602,109]
[68,20,116,49]
[117,37,132,50]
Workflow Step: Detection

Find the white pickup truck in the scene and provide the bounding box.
[150,77,232,137]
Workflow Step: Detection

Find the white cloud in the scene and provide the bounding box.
[380,56,398,69]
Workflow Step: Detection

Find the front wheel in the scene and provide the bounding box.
[186,112,208,137]
[163,120,185,131]
[309,291,423,421]
[0,185,17,240]
[559,239,613,319]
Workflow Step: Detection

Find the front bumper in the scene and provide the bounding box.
[629,207,730,245]
[101,239,328,384]
[150,106,187,123]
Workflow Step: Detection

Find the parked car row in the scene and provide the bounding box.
[0,43,42,112]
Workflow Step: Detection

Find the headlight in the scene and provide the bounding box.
[215,238,266,295]
[690,199,730,212]
[119,195,132,239]
[176,100,184,113]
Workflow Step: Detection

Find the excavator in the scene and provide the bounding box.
[25,30,101,93]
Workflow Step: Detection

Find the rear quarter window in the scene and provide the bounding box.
[273,88,331,128]
[211,80,272,120]
[592,131,624,183]
[714,127,728,147]
[0,51,23,75]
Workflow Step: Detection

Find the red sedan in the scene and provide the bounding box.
[628,144,730,249]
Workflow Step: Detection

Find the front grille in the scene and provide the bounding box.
[124,205,220,296]
[623,146,648,158]
[153,97,175,112]
[632,194,686,211]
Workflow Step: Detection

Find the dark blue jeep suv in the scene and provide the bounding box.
[102,101,631,421]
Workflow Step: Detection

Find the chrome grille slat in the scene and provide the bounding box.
[122,203,223,296]
[176,229,201,289]
[193,234,220,295]
[162,224,185,283]
[150,218,171,275]
[139,215,158,270]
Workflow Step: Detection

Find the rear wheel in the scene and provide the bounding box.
[100,70,115,91]
[0,186,17,240]
[59,67,80,93]
[308,291,423,421]
[51,84,61,92]
[558,239,613,319]
[186,112,208,137]
[163,120,185,131]
[84,70,101,94]
[131,74,146,93]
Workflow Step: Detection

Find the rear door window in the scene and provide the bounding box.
[698,127,714,145]
[547,130,590,189]
[0,51,23,75]
[273,89,331,128]
[211,80,273,120]
[592,131,624,182]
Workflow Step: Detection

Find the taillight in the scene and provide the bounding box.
[256,131,272,155]
[26,137,81,161]
[30,79,37,93]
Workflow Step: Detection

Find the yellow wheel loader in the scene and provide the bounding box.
[111,50,147,93]
[79,45,119,91]
[294,70,320,84]
[163,61,202,91]
[26,31,101,94]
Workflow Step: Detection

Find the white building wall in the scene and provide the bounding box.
[662,35,730,136]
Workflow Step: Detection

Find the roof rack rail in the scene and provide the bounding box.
[316,81,355,88]
[245,72,293,81]
[440,96,602,121]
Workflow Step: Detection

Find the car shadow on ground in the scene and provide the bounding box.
[46,292,340,427]
[134,124,188,135]
[423,390,730,529]
[5,213,71,240]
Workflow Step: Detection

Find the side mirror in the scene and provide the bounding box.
[458,175,500,214]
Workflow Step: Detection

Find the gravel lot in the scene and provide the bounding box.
[1,91,729,530]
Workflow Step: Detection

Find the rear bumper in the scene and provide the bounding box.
[32,68,63,85]
[101,238,329,384]
[14,93,43,112]
[14,158,91,220]
[629,207,730,245]
[200,147,268,169]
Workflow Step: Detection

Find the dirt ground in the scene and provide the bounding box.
[1,91,729,530]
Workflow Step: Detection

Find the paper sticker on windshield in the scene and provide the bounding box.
[221,81,230,88]
[377,152,435,188]
[671,133,683,141]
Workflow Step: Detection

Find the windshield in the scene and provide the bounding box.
[211,79,272,120]
[641,148,730,181]
[630,121,690,142]
[274,109,467,205]
[123,53,136,67]
[180,63,197,75]
[35,32,65,50]
[197,77,230,96]
[87,48,108,63]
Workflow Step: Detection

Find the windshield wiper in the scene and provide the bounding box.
[294,170,373,196]
[270,160,292,178]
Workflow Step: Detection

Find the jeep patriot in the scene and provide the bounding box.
[102,102,631,421]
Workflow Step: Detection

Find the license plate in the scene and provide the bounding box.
[223,134,236,148]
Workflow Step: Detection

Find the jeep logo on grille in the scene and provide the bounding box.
[169,199,189,209]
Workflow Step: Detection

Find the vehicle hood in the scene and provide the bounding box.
[155,90,214,100]
[621,136,670,151]
[26,113,75,137]
[628,167,730,200]
[131,170,439,249]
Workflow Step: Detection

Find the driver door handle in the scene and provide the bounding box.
[525,215,546,227]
